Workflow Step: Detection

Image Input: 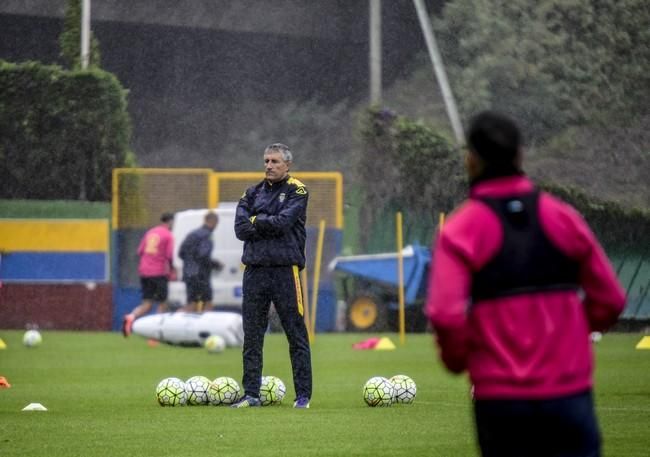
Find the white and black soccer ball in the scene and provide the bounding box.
[389,374,417,404]
[156,377,187,406]
[185,375,211,405]
[23,329,43,348]
[204,335,226,353]
[363,376,394,407]
[259,375,286,406]
[208,376,241,405]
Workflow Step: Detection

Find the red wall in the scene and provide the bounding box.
[0,283,112,330]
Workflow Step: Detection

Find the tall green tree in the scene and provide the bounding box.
[59,0,101,69]
[435,0,650,140]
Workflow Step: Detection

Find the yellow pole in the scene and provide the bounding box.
[111,169,119,230]
[396,212,406,345]
[208,172,219,209]
[310,219,326,341]
[438,212,445,232]
[301,267,313,343]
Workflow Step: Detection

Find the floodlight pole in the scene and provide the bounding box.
[81,0,91,69]
[369,0,382,105]
[413,0,464,145]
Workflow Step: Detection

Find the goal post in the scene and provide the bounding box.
[111,168,344,332]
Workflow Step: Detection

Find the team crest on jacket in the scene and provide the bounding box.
[279,192,286,202]
[295,187,307,195]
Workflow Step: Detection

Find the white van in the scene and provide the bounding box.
[167,203,244,309]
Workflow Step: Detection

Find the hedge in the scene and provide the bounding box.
[356,107,650,255]
[0,60,131,201]
[541,183,650,255]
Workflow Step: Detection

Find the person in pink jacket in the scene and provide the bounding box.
[122,212,175,337]
[426,111,626,457]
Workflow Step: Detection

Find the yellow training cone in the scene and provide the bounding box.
[0,338,6,349]
[374,337,396,351]
[635,336,650,350]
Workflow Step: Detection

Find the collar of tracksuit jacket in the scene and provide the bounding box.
[263,174,290,189]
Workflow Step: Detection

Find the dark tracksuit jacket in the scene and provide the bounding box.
[234,175,312,400]
[179,225,214,301]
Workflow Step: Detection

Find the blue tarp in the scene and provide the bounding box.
[330,245,431,304]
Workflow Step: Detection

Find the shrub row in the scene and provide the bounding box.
[0,60,131,201]
[356,107,650,255]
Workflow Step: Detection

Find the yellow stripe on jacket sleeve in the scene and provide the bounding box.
[292,265,304,316]
[0,219,109,252]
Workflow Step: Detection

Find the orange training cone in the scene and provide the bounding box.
[0,376,11,388]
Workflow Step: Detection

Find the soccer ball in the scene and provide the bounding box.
[185,375,212,405]
[156,377,187,406]
[363,376,394,407]
[590,331,603,343]
[259,375,286,406]
[204,335,226,353]
[23,330,42,347]
[389,374,417,404]
[208,376,241,405]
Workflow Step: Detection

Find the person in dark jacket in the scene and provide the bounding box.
[178,211,222,312]
[231,143,312,409]
[426,111,626,457]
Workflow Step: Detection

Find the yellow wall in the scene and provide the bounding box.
[0,219,109,252]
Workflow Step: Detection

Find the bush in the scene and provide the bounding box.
[0,60,131,201]
[355,107,464,252]
[541,182,650,255]
[355,107,650,256]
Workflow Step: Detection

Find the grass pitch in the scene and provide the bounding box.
[0,331,648,457]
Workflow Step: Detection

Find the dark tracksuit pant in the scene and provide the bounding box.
[241,265,312,400]
[474,389,601,457]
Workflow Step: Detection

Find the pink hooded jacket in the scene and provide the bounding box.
[426,175,625,400]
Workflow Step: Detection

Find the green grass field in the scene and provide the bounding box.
[0,331,648,457]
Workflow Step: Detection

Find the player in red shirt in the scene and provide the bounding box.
[122,212,175,337]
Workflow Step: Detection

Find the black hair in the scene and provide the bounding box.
[204,211,218,223]
[160,212,174,223]
[467,110,522,171]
